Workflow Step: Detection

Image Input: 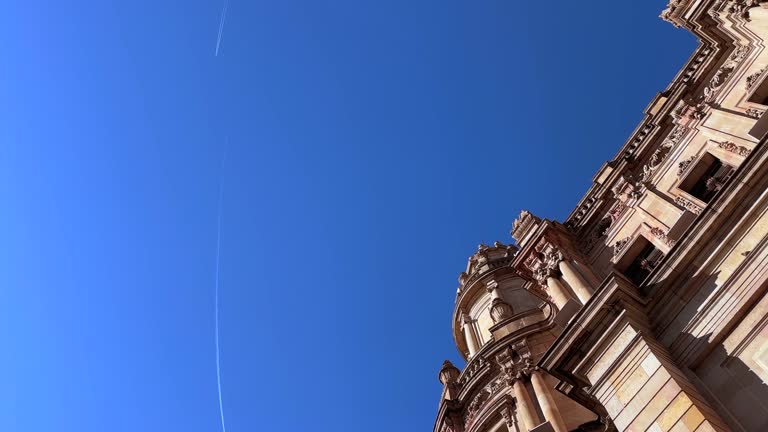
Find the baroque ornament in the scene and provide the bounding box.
[724,0,766,20]
[718,141,752,157]
[746,68,765,91]
[668,125,688,143]
[459,355,487,386]
[660,0,690,27]
[746,108,764,119]
[613,237,631,260]
[612,173,644,204]
[650,226,677,248]
[678,156,696,177]
[703,45,750,105]
[495,342,534,381]
[465,389,490,424]
[641,143,673,183]
[608,203,628,224]
[673,98,707,124]
[675,196,704,215]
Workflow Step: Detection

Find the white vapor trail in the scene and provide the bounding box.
[214,155,227,432]
[215,0,229,56]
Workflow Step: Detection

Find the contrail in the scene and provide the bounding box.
[214,153,227,432]
[215,0,229,56]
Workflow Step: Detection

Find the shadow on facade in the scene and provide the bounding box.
[677,331,768,431]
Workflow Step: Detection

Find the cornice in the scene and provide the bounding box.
[640,132,768,351]
[564,35,749,238]
[456,304,555,388]
[541,128,768,394]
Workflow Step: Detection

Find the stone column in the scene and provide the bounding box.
[512,378,541,431]
[487,280,502,300]
[530,370,567,432]
[461,312,479,357]
[558,260,594,305]
[537,268,573,310]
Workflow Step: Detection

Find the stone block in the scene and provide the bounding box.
[656,392,693,431]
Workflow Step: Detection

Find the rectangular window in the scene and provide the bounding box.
[679,153,735,204]
[747,71,768,106]
[616,237,665,286]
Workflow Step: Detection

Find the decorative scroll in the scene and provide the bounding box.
[703,45,750,105]
[613,237,631,260]
[746,68,765,91]
[678,156,696,177]
[718,141,752,157]
[650,226,677,248]
[675,196,703,215]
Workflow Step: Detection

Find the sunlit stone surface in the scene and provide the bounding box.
[433,2,768,431]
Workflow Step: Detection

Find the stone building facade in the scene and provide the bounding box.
[433,2,768,431]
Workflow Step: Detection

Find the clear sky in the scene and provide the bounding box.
[1,1,695,431]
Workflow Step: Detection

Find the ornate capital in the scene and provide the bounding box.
[542,247,564,271]
[495,342,534,382]
[485,279,499,294]
[460,311,473,328]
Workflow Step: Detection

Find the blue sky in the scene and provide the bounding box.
[1,1,695,431]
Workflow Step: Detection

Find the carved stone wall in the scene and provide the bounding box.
[435,1,768,431]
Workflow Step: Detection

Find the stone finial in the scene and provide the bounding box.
[439,360,461,385]
[462,242,518,283]
[489,298,514,323]
[510,210,542,246]
[458,272,469,286]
